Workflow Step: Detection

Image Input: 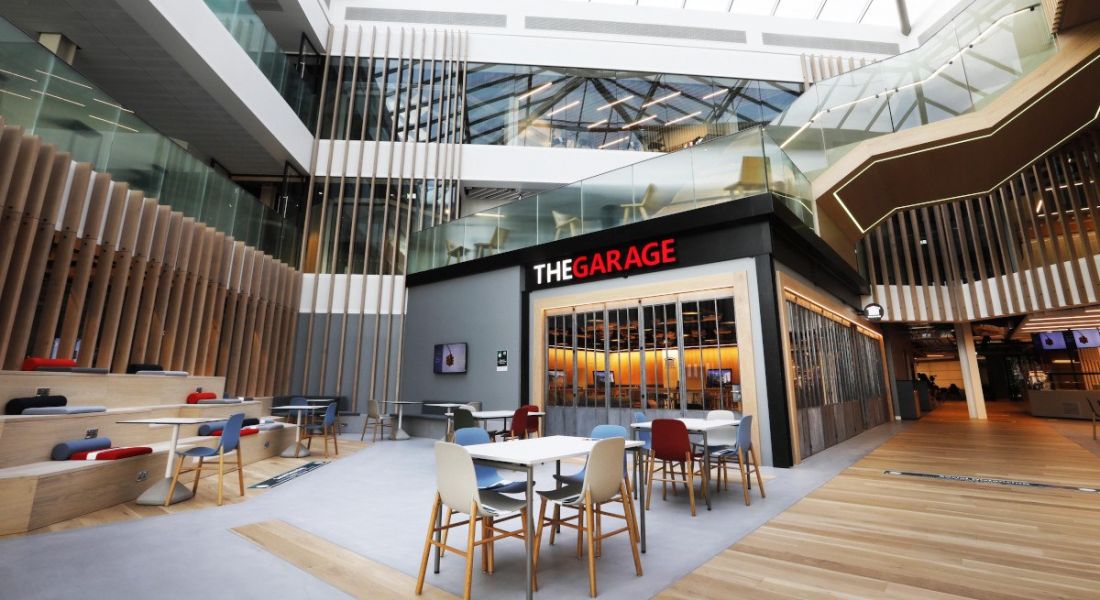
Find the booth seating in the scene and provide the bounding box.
[52,439,153,461]
[0,371,294,535]
[5,395,67,415]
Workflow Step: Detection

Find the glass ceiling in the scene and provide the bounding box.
[560,0,948,30]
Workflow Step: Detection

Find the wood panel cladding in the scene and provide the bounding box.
[864,128,1100,322]
[0,120,300,396]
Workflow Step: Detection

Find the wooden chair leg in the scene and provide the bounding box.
[333,425,339,455]
[236,449,245,496]
[549,504,560,545]
[738,450,751,506]
[441,508,453,557]
[645,452,656,510]
[534,497,549,590]
[463,501,478,600]
[488,516,496,574]
[481,517,490,573]
[585,491,597,597]
[217,449,225,506]
[166,454,186,507]
[190,456,204,495]
[323,426,329,458]
[751,448,766,498]
[686,453,696,517]
[416,493,442,595]
[576,506,585,558]
[596,505,603,558]
[620,481,643,576]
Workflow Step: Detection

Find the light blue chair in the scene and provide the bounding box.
[711,414,766,505]
[554,424,627,485]
[304,401,339,457]
[454,427,527,493]
[166,412,245,506]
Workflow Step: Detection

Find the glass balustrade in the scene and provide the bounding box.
[0,17,298,264]
[408,126,813,273]
[203,0,320,128]
[766,0,1054,179]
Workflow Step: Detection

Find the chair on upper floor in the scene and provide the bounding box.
[473,227,510,258]
[303,401,339,458]
[552,210,580,240]
[166,412,246,507]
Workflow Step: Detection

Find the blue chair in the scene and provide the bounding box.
[166,412,245,506]
[554,424,627,485]
[711,414,765,506]
[454,427,526,493]
[304,401,339,458]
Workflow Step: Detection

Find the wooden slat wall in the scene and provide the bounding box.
[865,128,1100,322]
[0,125,300,396]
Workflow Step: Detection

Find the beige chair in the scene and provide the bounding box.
[416,442,529,600]
[473,227,509,258]
[552,210,580,240]
[693,410,737,493]
[724,155,770,198]
[619,183,658,222]
[445,240,469,264]
[533,437,642,598]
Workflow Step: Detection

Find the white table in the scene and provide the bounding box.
[630,417,739,512]
[471,409,547,437]
[461,435,646,600]
[379,400,421,440]
[117,417,225,505]
[272,405,326,457]
[425,403,471,440]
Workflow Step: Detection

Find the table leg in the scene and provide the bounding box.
[281,410,311,458]
[555,460,562,534]
[393,405,410,440]
[636,447,646,553]
[433,496,443,574]
[703,431,712,511]
[525,465,534,600]
[136,424,193,505]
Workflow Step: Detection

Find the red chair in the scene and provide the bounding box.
[646,419,704,516]
[503,405,540,440]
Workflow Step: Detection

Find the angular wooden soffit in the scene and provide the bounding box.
[815,18,1100,247]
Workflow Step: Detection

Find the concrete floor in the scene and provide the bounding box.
[0,422,905,599]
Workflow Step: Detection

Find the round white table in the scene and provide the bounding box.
[117,416,225,505]
[272,405,326,457]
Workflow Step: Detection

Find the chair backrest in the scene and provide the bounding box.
[582,437,626,504]
[707,410,738,446]
[651,419,690,461]
[552,210,574,227]
[631,411,652,448]
[521,405,540,433]
[640,183,658,209]
[218,412,246,452]
[290,396,308,406]
[737,414,753,451]
[591,424,627,439]
[509,407,529,437]
[454,427,490,446]
[453,407,476,430]
[434,441,480,514]
[322,401,337,427]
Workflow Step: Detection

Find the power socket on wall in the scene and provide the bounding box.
[36,388,49,396]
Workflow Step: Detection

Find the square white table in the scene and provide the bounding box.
[471,409,547,437]
[271,405,326,457]
[378,400,421,440]
[630,418,739,511]
[460,435,646,600]
[117,417,225,505]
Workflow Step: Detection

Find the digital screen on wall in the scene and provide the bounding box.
[593,370,615,386]
[1033,331,1068,351]
[706,369,733,386]
[433,343,467,374]
[1071,328,1100,348]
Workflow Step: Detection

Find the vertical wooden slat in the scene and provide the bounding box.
[0,131,42,302]
[907,209,932,322]
[94,190,144,370]
[128,206,173,367]
[976,194,1009,315]
[256,261,281,395]
[58,173,111,360]
[206,239,241,376]
[1043,157,1088,304]
[1058,149,1100,303]
[884,218,906,320]
[158,218,199,368]
[895,213,916,320]
[32,162,92,357]
[919,207,944,321]
[235,253,266,395]
[192,233,228,375]
[950,201,981,320]
[107,197,159,372]
[997,186,1031,313]
[962,197,993,318]
[933,204,965,320]
[216,242,247,377]
[225,249,256,394]
[77,182,129,367]
[144,212,185,363]
[1033,164,1072,307]
[1016,175,1057,309]
[3,152,69,367]
[178,228,216,372]
[244,256,272,395]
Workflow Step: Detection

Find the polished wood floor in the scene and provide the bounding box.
[659,402,1100,599]
[234,519,457,600]
[16,438,368,537]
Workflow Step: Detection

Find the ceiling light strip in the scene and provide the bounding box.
[598,136,629,149]
[546,100,580,117]
[665,111,702,126]
[597,95,634,111]
[87,114,140,133]
[642,90,681,108]
[622,114,657,129]
[587,119,608,129]
[518,81,552,100]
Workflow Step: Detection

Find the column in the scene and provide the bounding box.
[954,322,987,420]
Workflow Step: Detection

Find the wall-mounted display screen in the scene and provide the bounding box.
[593,370,615,386]
[434,343,467,374]
[1034,331,1068,351]
[706,368,733,386]
[1072,328,1100,348]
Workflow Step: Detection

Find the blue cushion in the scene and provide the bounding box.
[197,421,228,436]
[51,437,112,461]
[23,405,106,415]
[178,446,219,458]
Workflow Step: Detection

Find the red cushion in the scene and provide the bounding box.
[186,391,218,404]
[21,357,77,371]
[212,427,258,437]
[70,446,153,460]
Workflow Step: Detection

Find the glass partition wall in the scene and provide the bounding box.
[544,291,740,435]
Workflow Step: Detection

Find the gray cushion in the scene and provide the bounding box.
[51,437,111,460]
[135,370,189,376]
[22,405,107,415]
[255,422,284,431]
[197,421,228,436]
[196,399,243,405]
